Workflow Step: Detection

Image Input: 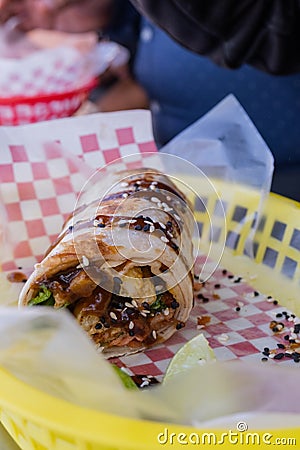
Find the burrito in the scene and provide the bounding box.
[19,168,194,357]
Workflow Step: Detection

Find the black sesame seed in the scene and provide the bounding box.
[167,221,172,227]
[197,293,204,300]
[194,274,200,280]
[176,322,185,330]
[95,323,102,330]
[294,324,300,334]
[129,330,135,337]
[294,358,300,363]
[262,351,270,357]
[202,297,210,303]
[222,269,227,275]
[276,313,283,318]
[145,216,153,222]
[171,300,180,309]
[135,224,142,231]
[234,277,242,284]
[282,311,288,316]
[68,225,74,231]
[100,316,106,324]
[267,296,273,299]
[277,343,285,349]
[261,357,268,362]
[274,353,284,360]
[264,347,270,353]
[284,353,293,358]
[18,266,23,270]
[142,302,150,310]
[284,334,290,341]
[22,279,27,283]
[104,323,110,328]
[254,291,260,297]
[143,224,150,232]
[228,275,234,279]
[289,339,296,344]
[235,306,241,312]
[214,284,221,289]
[273,300,278,305]
[137,215,143,219]
[291,314,296,318]
[97,223,105,228]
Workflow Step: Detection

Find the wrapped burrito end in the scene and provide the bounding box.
[19,169,195,357]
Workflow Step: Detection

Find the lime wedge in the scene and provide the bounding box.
[164,334,216,383]
[112,365,138,390]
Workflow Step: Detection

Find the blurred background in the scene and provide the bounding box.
[0,0,299,201]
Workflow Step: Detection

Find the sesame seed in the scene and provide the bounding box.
[155,285,163,292]
[171,300,180,309]
[150,184,156,190]
[277,343,285,349]
[176,322,184,330]
[161,236,169,243]
[261,357,268,362]
[163,308,170,316]
[132,300,138,308]
[140,380,150,388]
[159,222,166,229]
[144,220,153,225]
[129,219,137,224]
[142,309,150,314]
[268,353,275,359]
[276,313,283,318]
[152,181,158,185]
[120,181,129,187]
[222,269,227,275]
[237,301,244,307]
[82,255,89,267]
[235,306,241,312]
[166,196,171,201]
[149,225,155,233]
[110,312,117,320]
[157,202,163,208]
[151,197,160,203]
[122,193,129,198]
[129,321,134,330]
[152,330,157,340]
[141,312,147,317]
[290,332,298,340]
[167,231,174,238]
[217,333,229,343]
[273,300,278,305]
[174,214,181,221]
[125,302,133,308]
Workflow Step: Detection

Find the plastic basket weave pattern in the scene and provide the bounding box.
[0,183,300,449]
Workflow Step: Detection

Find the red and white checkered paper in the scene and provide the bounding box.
[0,110,157,270]
[112,257,300,381]
[0,110,298,378]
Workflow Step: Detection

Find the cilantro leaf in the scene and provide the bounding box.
[28,286,55,307]
[150,294,166,313]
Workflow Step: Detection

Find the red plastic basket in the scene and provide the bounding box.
[0,79,97,126]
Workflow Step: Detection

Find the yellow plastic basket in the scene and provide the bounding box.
[0,181,300,450]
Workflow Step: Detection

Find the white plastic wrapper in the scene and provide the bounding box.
[162,95,274,256]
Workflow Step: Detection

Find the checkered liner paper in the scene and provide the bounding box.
[0,109,298,379]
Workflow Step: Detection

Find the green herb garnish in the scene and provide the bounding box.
[112,365,138,390]
[28,285,55,307]
[150,294,166,313]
